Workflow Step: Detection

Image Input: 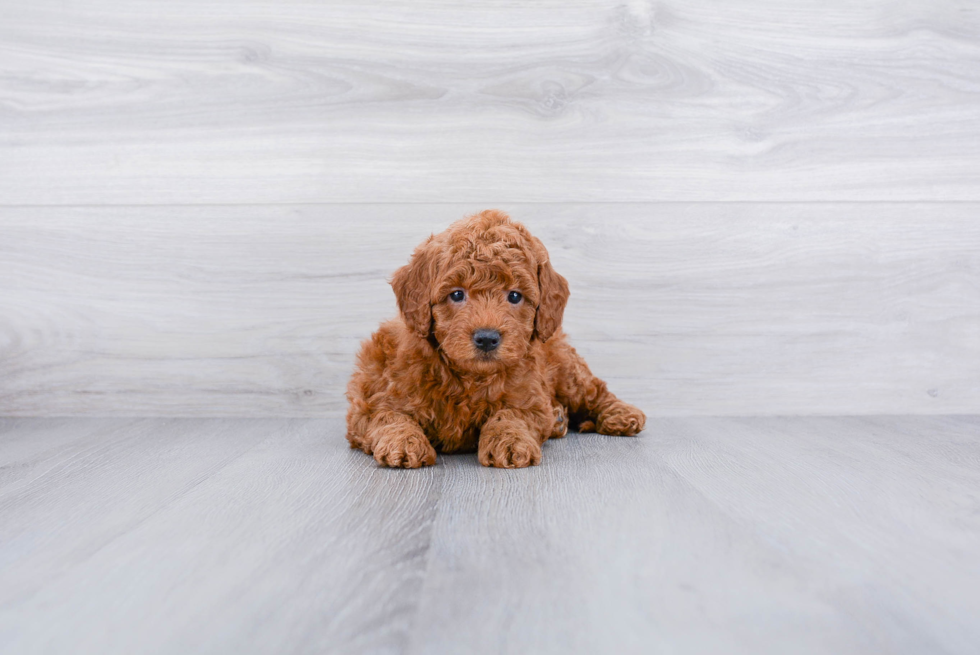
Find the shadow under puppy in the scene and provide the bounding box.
[346,210,646,468]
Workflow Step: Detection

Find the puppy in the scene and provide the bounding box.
[346,210,645,468]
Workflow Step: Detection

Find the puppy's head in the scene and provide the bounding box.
[391,210,569,373]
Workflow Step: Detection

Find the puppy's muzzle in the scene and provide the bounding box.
[472,329,501,353]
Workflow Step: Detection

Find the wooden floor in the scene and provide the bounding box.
[2,416,978,654]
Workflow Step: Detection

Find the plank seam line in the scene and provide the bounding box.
[399,461,450,655]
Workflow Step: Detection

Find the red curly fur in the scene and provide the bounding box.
[346,210,646,468]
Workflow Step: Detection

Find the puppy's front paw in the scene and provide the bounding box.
[372,425,437,468]
[479,422,541,469]
[596,401,646,436]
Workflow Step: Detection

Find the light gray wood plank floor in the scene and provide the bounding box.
[2,416,978,654]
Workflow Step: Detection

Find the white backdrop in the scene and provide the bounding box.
[2,0,979,416]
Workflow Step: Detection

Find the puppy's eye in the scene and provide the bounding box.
[449,290,465,303]
[507,291,523,304]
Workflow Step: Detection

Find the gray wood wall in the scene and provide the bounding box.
[2,0,979,416]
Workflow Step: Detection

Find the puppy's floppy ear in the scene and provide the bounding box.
[532,239,569,342]
[391,237,438,339]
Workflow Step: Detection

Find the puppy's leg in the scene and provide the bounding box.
[346,331,389,454]
[550,402,568,439]
[550,339,646,437]
[365,411,437,468]
[479,409,545,468]
[592,397,645,436]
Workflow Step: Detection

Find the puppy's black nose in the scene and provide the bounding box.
[473,329,501,353]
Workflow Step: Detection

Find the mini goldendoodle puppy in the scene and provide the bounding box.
[346,209,646,469]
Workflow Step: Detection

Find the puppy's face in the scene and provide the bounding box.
[430,262,538,372]
[391,211,569,374]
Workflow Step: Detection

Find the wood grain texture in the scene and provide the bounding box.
[0,418,444,655]
[1,0,979,204]
[411,415,980,655]
[1,416,978,654]
[2,204,978,417]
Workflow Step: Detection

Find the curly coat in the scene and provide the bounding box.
[346,210,646,468]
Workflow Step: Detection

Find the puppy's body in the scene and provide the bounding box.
[346,210,645,468]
